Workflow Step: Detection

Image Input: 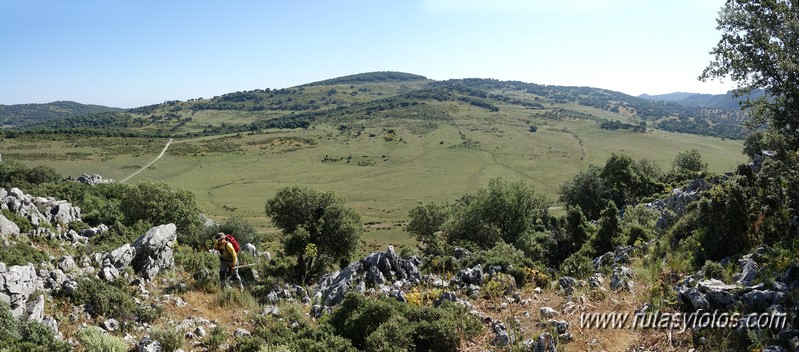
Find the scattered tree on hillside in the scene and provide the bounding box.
[445,178,551,249]
[672,149,708,174]
[265,186,362,281]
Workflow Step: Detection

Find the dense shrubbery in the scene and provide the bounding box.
[0,161,61,190]
[559,153,665,220]
[76,327,128,352]
[0,242,50,266]
[65,277,163,323]
[0,302,70,352]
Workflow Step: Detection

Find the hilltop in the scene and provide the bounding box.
[0,101,124,127]
[5,71,748,140]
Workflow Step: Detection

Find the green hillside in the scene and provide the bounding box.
[0,101,125,126]
[0,72,748,248]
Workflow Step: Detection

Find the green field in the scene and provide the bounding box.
[0,74,748,253]
[3,103,745,253]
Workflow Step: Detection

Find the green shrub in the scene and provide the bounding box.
[327,293,399,349]
[135,303,164,324]
[15,319,71,352]
[560,251,593,279]
[68,277,136,321]
[89,219,152,253]
[0,242,50,266]
[150,325,186,352]
[365,315,415,352]
[407,301,482,352]
[203,325,229,352]
[701,260,725,280]
[0,302,21,344]
[76,327,128,352]
[325,293,481,352]
[216,288,258,310]
[120,182,203,247]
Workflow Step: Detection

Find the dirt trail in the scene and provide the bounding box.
[120,138,174,183]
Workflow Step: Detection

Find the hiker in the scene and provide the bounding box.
[214,232,243,290]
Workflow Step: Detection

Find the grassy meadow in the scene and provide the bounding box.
[2,98,745,253]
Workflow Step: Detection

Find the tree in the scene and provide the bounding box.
[600,153,662,209]
[201,215,260,248]
[119,182,203,246]
[700,0,799,150]
[265,186,362,280]
[558,166,609,220]
[672,149,708,174]
[446,178,551,249]
[591,201,620,257]
[406,202,449,254]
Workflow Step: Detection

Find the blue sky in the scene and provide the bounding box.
[0,0,735,108]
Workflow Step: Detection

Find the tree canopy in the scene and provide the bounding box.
[265,186,362,279]
[700,0,799,150]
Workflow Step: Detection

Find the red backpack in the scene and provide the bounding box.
[225,234,241,253]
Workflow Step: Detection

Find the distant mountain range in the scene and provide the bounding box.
[638,89,765,110]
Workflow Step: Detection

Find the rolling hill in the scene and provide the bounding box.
[1,71,747,240]
[8,72,752,140]
[0,101,125,127]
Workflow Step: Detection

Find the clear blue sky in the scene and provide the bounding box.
[0,0,735,108]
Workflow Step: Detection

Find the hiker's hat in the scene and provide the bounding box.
[215,232,225,240]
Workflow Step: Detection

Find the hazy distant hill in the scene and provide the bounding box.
[9,72,751,140]
[639,89,765,110]
[0,101,125,126]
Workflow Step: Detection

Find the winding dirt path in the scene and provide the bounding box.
[120,138,173,183]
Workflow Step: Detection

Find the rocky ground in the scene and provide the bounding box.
[1,176,798,351]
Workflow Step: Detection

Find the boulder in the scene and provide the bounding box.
[132,224,177,280]
[697,279,737,292]
[103,318,120,332]
[559,276,577,295]
[541,307,558,318]
[136,336,162,352]
[734,257,759,286]
[58,256,76,273]
[26,295,45,322]
[678,287,710,310]
[0,264,42,318]
[458,264,484,286]
[0,214,20,237]
[610,266,634,291]
[490,321,514,347]
[108,244,136,269]
[589,273,605,289]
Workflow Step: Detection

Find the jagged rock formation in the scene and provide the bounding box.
[97,224,177,281]
[315,245,421,306]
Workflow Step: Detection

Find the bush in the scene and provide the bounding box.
[365,315,415,352]
[445,178,551,249]
[0,242,50,266]
[216,288,258,310]
[67,277,136,321]
[325,293,481,351]
[204,325,229,352]
[90,219,153,252]
[120,182,203,246]
[560,251,593,279]
[150,325,186,352]
[76,327,128,352]
[15,319,71,352]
